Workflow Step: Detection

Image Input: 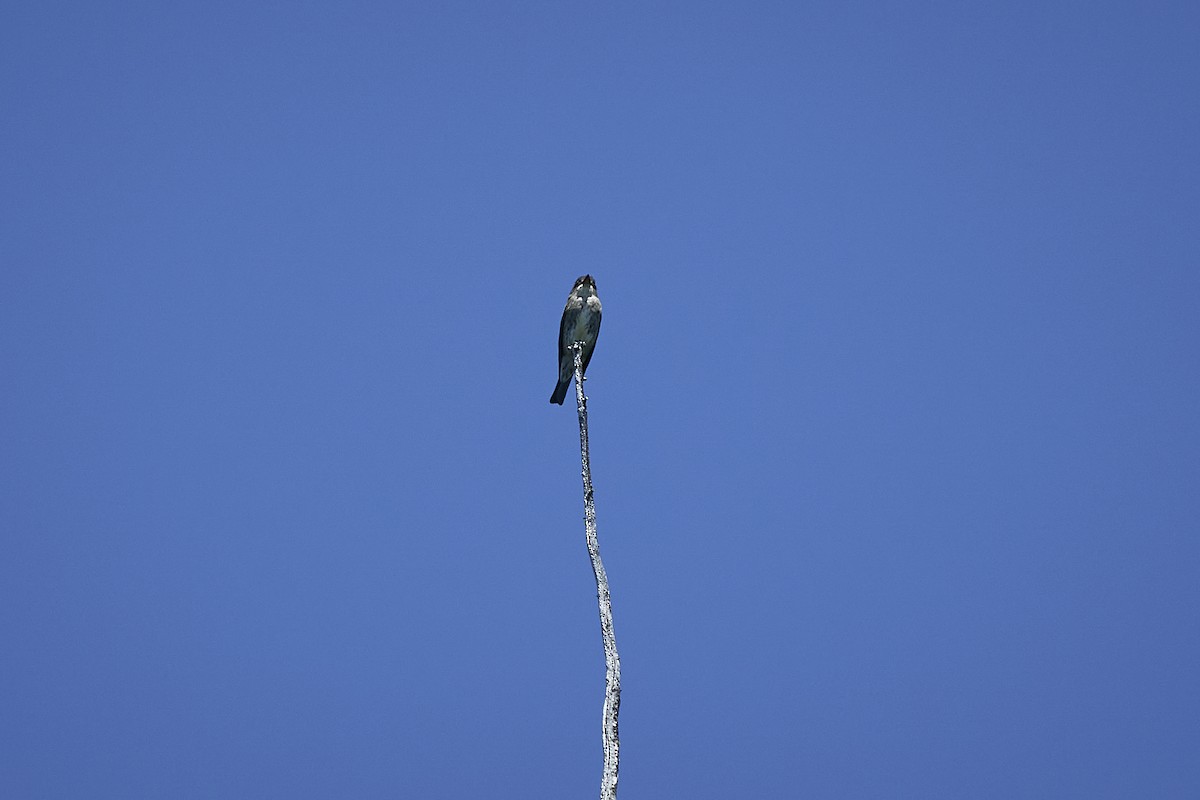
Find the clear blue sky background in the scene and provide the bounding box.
[3,2,1198,797]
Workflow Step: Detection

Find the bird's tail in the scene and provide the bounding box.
[549,379,569,405]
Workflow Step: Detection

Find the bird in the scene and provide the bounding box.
[550,274,602,404]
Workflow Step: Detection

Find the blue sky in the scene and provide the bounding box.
[3,2,1198,797]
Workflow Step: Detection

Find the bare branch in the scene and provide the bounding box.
[572,343,621,800]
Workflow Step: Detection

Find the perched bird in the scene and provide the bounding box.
[550,274,602,404]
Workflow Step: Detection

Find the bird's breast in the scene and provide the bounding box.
[575,307,597,330]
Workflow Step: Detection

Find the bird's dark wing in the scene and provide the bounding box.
[581,313,601,374]
[557,304,569,368]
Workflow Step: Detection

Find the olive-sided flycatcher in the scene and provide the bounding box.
[550,275,602,404]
